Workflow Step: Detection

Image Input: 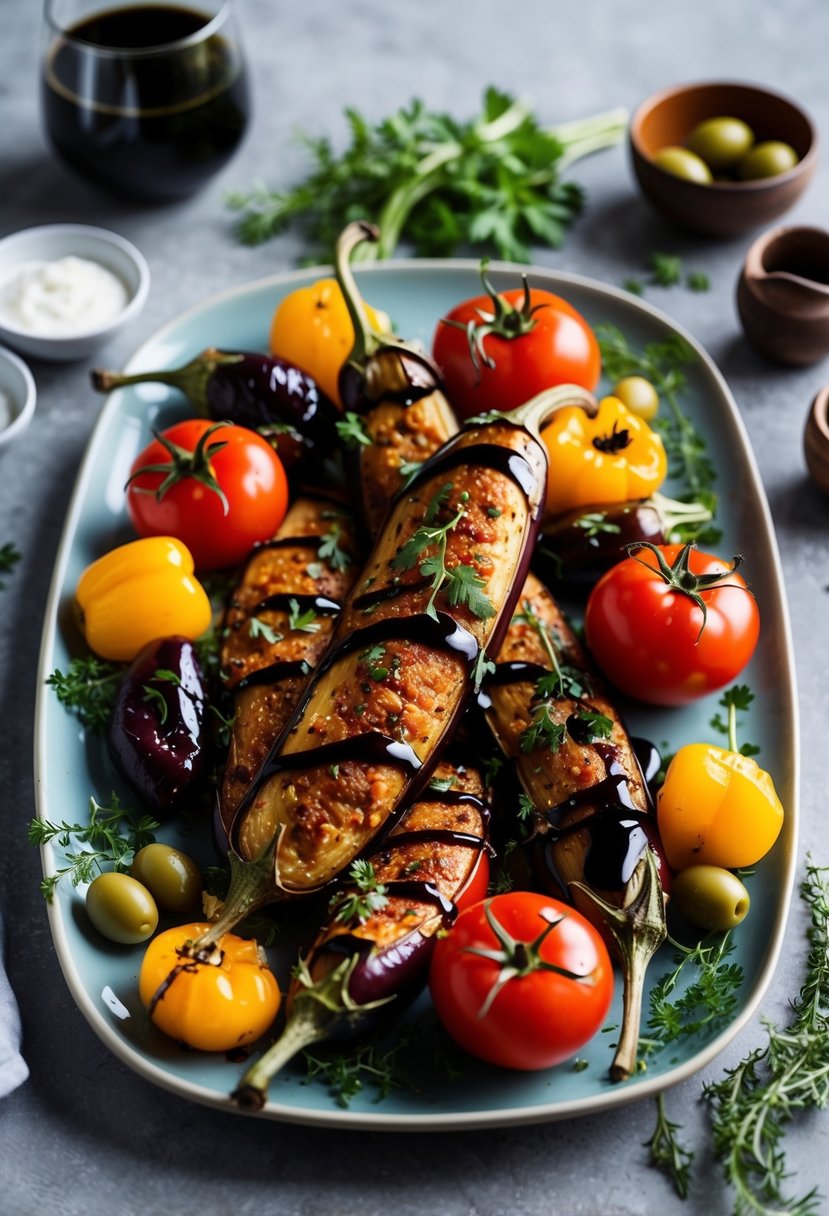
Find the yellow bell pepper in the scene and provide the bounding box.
[75,536,212,662]
[541,394,667,517]
[269,278,389,409]
[657,743,784,870]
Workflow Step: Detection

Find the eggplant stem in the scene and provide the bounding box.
[335,221,388,366]
[231,953,393,1110]
[90,348,243,413]
[191,835,284,952]
[570,846,667,1083]
[232,999,327,1111]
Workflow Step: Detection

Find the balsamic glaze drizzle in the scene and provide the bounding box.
[396,439,541,515]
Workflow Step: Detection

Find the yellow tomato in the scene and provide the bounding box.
[657,743,784,870]
[139,922,281,1052]
[75,536,212,662]
[541,395,667,517]
[269,277,389,408]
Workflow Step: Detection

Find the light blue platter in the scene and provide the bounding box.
[34,260,799,1129]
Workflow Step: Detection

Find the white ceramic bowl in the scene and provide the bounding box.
[0,345,36,447]
[0,224,150,362]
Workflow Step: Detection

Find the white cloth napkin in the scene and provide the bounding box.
[0,908,28,1097]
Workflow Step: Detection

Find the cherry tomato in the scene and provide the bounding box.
[454,851,490,914]
[126,420,289,571]
[138,922,281,1052]
[432,272,601,421]
[429,893,613,1070]
[584,542,760,706]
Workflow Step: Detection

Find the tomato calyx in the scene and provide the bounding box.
[626,540,745,641]
[125,420,231,512]
[465,898,594,1017]
[440,260,547,378]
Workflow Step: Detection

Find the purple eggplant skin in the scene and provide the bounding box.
[204,351,339,467]
[108,637,207,818]
[317,927,433,1038]
[91,349,339,472]
[537,499,667,581]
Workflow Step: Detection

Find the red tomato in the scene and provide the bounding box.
[126,420,289,571]
[432,281,601,420]
[429,893,613,1071]
[584,542,760,707]
[454,851,490,914]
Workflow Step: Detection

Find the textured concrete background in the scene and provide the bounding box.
[2,0,829,1212]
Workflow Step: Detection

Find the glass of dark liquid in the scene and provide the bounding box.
[41,0,251,202]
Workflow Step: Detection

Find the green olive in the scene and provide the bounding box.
[86,872,159,944]
[738,141,799,180]
[686,116,754,172]
[612,375,660,422]
[130,843,202,913]
[652,145,713,184]
[671,865,750,932]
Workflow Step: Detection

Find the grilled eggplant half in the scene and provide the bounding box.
[232,758,489,1110]
[481,570,667,1081]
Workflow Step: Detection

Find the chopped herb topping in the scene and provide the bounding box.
[330,859,389,926]
[248,616,284,644]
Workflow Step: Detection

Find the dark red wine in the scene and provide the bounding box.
[42,3,250,201]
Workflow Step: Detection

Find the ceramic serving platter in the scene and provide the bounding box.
[34,260,799,1129]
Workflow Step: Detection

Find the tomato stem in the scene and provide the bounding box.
[466,898,596,1019]
[124,420,231,512]
[625,540,745,642]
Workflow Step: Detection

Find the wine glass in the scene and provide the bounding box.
[40,0,251,202]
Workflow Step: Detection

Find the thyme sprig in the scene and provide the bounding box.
[703,857,829,1216]
[644,932,745,1054]
[645,1092,695,1199]
[46,657,123,734]
[391,483,495,621]
[28,793,158,901]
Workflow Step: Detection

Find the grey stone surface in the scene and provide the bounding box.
[2,0,829,1212]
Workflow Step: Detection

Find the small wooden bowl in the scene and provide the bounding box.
[804,387,829,495]
[630,81,818,237]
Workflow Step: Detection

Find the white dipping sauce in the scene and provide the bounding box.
[0,255,129,336]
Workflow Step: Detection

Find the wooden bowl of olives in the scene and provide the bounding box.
[630,81,818,237]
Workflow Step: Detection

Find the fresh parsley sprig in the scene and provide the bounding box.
[335,412,372,450]
[226,89,627,263]
[391,483,495,621]
[710,685,761,757]
[330,859,390,927]
[29,793,158,901]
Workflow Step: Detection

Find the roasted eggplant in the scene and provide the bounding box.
[335,222,459,532]
[227,386,593,910]
[537,492,714,582]
[217,494,363,834]
[232,758,489,1110]
[91,348,336,471]
[481,570,667,1081]
[109,636,207,817]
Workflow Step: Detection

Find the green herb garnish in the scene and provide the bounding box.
[226,89,627,262]
[392,483,495,621]
[335,412,372,449]
[330,859,390,926]
[0,541,21,589]
[248,616,284,644]
[46,657,123,734]
[29,793,158,901]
